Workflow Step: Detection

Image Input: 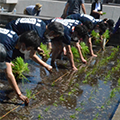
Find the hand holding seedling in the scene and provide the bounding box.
[102,12,106,15]
[99,11,106,15]
[99,11,103,15]
[40,43,50,59]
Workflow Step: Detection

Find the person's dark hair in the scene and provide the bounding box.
[84,21,94,31]
[74,24,88,39]
[48,22,64,36]
[98,22,108,33]
[107,19,114,28]
[19,30,41,50]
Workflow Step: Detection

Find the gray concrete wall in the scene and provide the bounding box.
[3,0,120,22]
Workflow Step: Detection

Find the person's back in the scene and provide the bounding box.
[6,18,46,40]
[67,0,83,15]
[24,3,42,16]
[66,13,102,25]
[61,0,86,19]
[51,18,82,44]
[25,5,35,15]
[0,28,18,56]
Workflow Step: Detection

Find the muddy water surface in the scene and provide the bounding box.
[0,46,120,120]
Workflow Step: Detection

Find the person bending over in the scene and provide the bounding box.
[0,28,50,105]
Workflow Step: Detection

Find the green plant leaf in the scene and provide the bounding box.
[40,43,50,59]
[91,30,100,39]
[102,29,109,39]
[80,42,90,58]
[12,57,29,81]
[71,46,80,62]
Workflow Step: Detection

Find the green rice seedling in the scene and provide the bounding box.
[71,42,89,62]
[82,79,88,83]
[75,83,79,87]
[95,39,101,45]
[91,30,100,39]
[80,42,90,58]
[116,87,120,92]
[118,78,120,86]
[112,59,120,72]
[91,30,101,45]
[104,71,111,82]
[86,46,119,80]
[40,43,50,59]
[102,29,109,40]
[26,89,35,99]
[93,113,99,120]
[70,114,76,119]
[96,106,100,109]
[68,88,76,96]
[68,91,72,96]
[104,59,120,83]
[101,105,105,109]
[80,101,86,106]
[106,100,111,105]
[38,114,43,119]
[53,102,58,107]
[102,30,110,50]
[26,89,31,98]
[102,12,106,15]
[51,82,55,86]
[98,11,106,15]
[59,95,65,101]
[110,88,117,98]
[44,106,50,112]
[71,46,80,62]
[12,57,29,81]
[75,107,83,111]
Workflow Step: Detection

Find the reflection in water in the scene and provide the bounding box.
[39,67,47,79]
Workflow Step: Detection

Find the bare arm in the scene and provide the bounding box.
[5,62,29,104]
[75,42,87,64]
[81,3,86,14]
[5,62,22,95]
[30,50,52,72]
[65,45,78,71]
[87,37,97,57]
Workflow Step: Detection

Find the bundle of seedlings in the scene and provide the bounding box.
[91,30,101,45]
[12,57,29,81]
[91,29,110,50]
[71,46,80,62]
[71,42,89,62]
[80,42,90,58]
[99,12,106,15]
[40,43,51,59]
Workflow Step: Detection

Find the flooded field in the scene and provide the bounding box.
[0,45,120,120]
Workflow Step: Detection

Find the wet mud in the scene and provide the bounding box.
[0,45,120,120]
